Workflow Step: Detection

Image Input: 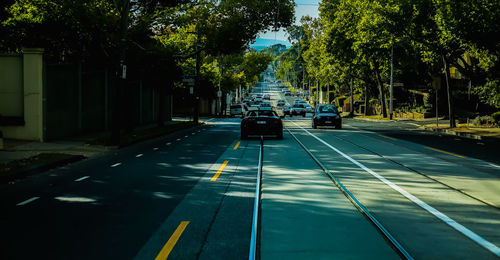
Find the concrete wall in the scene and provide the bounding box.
[0,48,45,141]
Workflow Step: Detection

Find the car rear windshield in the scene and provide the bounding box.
[319,105,338,113]
[246,110,278,117]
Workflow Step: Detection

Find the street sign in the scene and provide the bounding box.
[182,75,195,86]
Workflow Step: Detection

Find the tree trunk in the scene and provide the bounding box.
[157,85,164,127]
[374,68,388,118]
[442,55,456,128]
[364,84,368,116]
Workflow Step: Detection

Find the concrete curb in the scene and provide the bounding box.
[0,154,86,184]
[420,126,483,140]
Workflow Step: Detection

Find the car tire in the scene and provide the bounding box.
[335,124,342,129]
[302,113,305,117]
[277,131,283,140]
[312,122,317,129]
[241,130,248,139]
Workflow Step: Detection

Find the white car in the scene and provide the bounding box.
[230,104,243,116]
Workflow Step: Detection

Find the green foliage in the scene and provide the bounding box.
[491,112,500,124]
[471,115,495,127]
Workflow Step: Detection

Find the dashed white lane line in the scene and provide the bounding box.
[110,163,122,167]
[191,133,196,135]
[136,154,144,158]
[184,135,189,138]
[166,142,171,146]
[153,148,159,151]
[176,138,181,141]
[75,176,90,182]
[292,121,500,257]
[17,197,40,206]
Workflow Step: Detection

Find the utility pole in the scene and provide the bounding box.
[442,55,455,128]
[193,32,201,124]
[111,0,130,145]
[389,43,394,120]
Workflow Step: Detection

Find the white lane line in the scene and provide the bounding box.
[110,163,122,167]
[17,197,40,206]
[291,122,500,257]
[75,176,90,182]
[488,163,500,169]
[136,154,144,158]
[166,142,171,146]
[191,133,196,135]
[184,135,188,138]
[176,138,181,141]
[153,148,159,151]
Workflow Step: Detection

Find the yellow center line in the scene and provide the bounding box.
[155,221,190,260]
[233,141,240,150]
[211,160,229,181]
[378,134,397,141]
[424,146,465,159]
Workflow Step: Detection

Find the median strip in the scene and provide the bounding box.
[211,161,229,181]
[424,146,465,159]
[155,221,190,260]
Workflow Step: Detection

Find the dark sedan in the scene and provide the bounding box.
[312,104,342,129]
[241,110,283,139]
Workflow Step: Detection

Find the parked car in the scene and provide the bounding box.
[305,104,314,113]
[284,92,292,96]
[291,104,306,117]
[277,100,286,106]
[263,94,270,100]
[255,96,263,102]
[241,110,283,139]
[230,104,243,116]
[312,104,342,129]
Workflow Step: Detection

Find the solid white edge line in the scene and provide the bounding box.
[75,176,90,182]
[110,163,122,167]
[291,121,500,257]
[17,197,40,206]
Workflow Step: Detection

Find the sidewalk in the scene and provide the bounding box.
[0,117,201,183]
[351,114,500,141]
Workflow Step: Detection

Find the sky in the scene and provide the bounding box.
[258,0,320,43]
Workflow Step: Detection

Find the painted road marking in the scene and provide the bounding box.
[424,146,465,159]
[292,122,500,257]
[176,138,181,141]
[111,163,122,167]
[155,221,190,260]
[153,148,159,151]
[184,135,188,138]
[211,161,229,182]
[75,176,90,182]
[166,142,171,146]
[17,197,40,206]
[233,141,240,150]
[136,154,144,158]
[378,134,396,141]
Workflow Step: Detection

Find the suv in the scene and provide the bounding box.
[312,104,342,129]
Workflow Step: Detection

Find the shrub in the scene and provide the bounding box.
[471,115,495,126]
[492,111,500,125]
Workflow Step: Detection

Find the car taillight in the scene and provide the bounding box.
[273,119,281,124]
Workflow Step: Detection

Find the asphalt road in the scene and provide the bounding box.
[1,72,499,259]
